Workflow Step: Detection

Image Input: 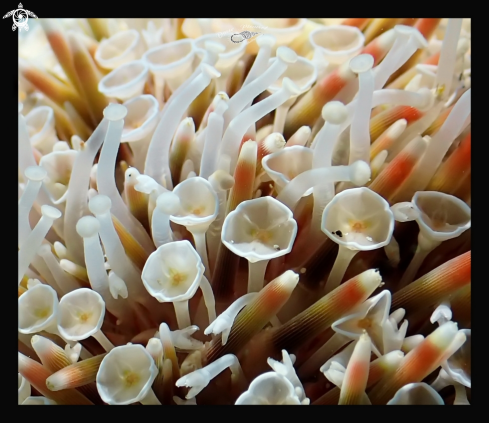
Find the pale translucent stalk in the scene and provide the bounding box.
[89,196,149,303]
[151,208,173,247]
[97,111,154,253]
[18,168,46,247]
[311,115,345,230]
[223,47,294,128]
[399,233,441,287]
[435,19,463,100]
[18,207,61,285]
[373,29,411,90]
[220,81,299,173]
[241,35,275,86]
[272,97,296,134]
[199,275,216,324]
[325,246,359,294]
[64,119,109,265]
[276,163,370,212]
[190,230,210,278]
[145,65,218,189]
[349,57,374,165]
[81,228,130,320]
[38,245,79,293]
[248,260,269,293]
[404,89,470,193]
[200,100,228,179]
[18,108,37,176]
[207,170,234,271]
[92,330,115,352]
[173,300,191,329]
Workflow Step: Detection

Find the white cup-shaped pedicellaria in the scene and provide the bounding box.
[141,240,204,302]
[95,29,144,70]
[25,106,58,155]
[98,60,149,101]
[235,372,301,405]
[267,55,317,94]
[387,383,444,405]
[18,284,58,334]
[444,329,471,388]
[309,25,365,66]
[412,191,471,243]
[262,146,313,192]
[222,196,298,263]
[121,95,159,142]
[143,39,195,93]
[39,145,77,204]
[170,177,218,232]
[96,344,158,405]
[322,187,394,251]
[57,288,104,340]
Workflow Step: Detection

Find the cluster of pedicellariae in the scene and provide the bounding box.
[18,18,470,405]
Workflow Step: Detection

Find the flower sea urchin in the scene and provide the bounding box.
[18,18,471,405]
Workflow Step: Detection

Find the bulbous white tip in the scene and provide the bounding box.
[321,101,348,124]
[37,244,52,257]
[276,46,298,64]
[204,41,225,55]
[103,103,128,121]
[349,54,374,73]
[349,160,371,186]
[124,167,141,182]
[41,205,62,220]
[256,34,276,48]
[89,195,112,216]
[201,64,221,79]
[156,191,181,215]
[24,166,47,182]
[76,216,101,238]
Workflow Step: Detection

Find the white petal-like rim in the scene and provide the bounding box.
[262,146,314,189]
[236,372,300,405]
[143,39,194,74]
[332,290,391,356]
[98,60,149,99]
[221,197,298,262]
[121,95,159,142]
[193,33,246,69]
[25,106,55,147]
[309,26,365,60]
[387,383,444,405]
[96,344,158,405]
[321,187,394,251]
[267,56,317,93]
[170,177,219,227]
[141,240,204,302]
[412,191,471,242]
[95,29,141,69]
[57,288,105,341]
[18,284,58,334]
